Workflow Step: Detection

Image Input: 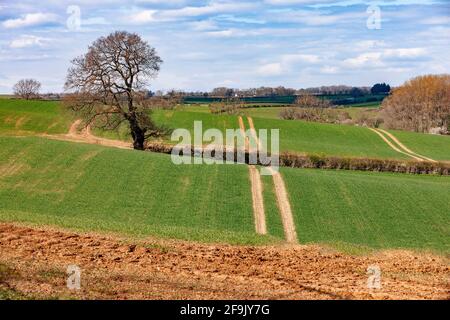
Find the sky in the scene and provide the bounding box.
[0,0,449,93]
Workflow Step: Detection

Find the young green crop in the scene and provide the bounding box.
[0,136,280,245]
[281,167,450,253]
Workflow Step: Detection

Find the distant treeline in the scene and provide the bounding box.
[183,93,387,106]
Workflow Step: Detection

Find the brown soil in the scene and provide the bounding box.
[0,223,448,300]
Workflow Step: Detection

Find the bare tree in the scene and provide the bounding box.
[64,31,167,150]
[294,94,332,108]
[13,79,41,100]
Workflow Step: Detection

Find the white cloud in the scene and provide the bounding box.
[282,53,320,63]
[129,10,157,24]
[9,35,50,48]
[320,65,339,74]
[343,48,427,68]
[272,9,365,26]
[161,2,256,18]
[82,17,109,26]
[383,48,427,58]
[355,40,386,50]
[343,52,383,68]
[420,16,450,25]
[2,12,58,29]
[189,20,218,31]
[127,1,257,24]
[265,0,336,5]
[257,63,283,76]
[205,29,235,37]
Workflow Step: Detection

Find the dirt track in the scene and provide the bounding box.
[43,119,132,149]
[248,165,267,235]
[369,128,437,162]
[246,116,297,244]
[0,223,448,300]
[376,128,436,162]
[266,167,298,244]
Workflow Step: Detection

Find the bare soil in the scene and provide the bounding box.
[1,223,448,300]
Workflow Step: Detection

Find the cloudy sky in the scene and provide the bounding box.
[0,0,449,93]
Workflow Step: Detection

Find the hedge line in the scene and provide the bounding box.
[145,143,450,175]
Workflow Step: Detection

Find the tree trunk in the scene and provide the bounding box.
[129,117,145,150]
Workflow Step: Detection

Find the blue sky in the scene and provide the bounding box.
[0,0,449,93]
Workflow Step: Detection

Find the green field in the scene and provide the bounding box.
[0,99,71,136]
[0,136,279,245]
[279,168,450,252]
[94,109,242,145]
[1,99,449,162]
[0,136,448,251]
[252,117,407,159]
[387,129,450,162]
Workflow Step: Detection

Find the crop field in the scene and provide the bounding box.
[0,99,71,136]
[0,136,280,245]
[386,129,450,161]
[2,99,449,162]
[0,98,449,300]
[279,168,450,252]
[1,134,446,252]
[252,117,408,159]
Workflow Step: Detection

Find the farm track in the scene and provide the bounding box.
[376,128,437,162]
[0,223,448,300]
[369,128,436,162]
[44,119,132,150]
[368,128,422,161]
[266,167,298,244]
[239,116,267,235]
[248,165,267,235]
[245,117,298,243]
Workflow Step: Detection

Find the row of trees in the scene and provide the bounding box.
[173,84,390,98]
[282,76,449,134]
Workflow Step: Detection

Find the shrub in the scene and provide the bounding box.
[279,107,352,124]
[209,98,243,115]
